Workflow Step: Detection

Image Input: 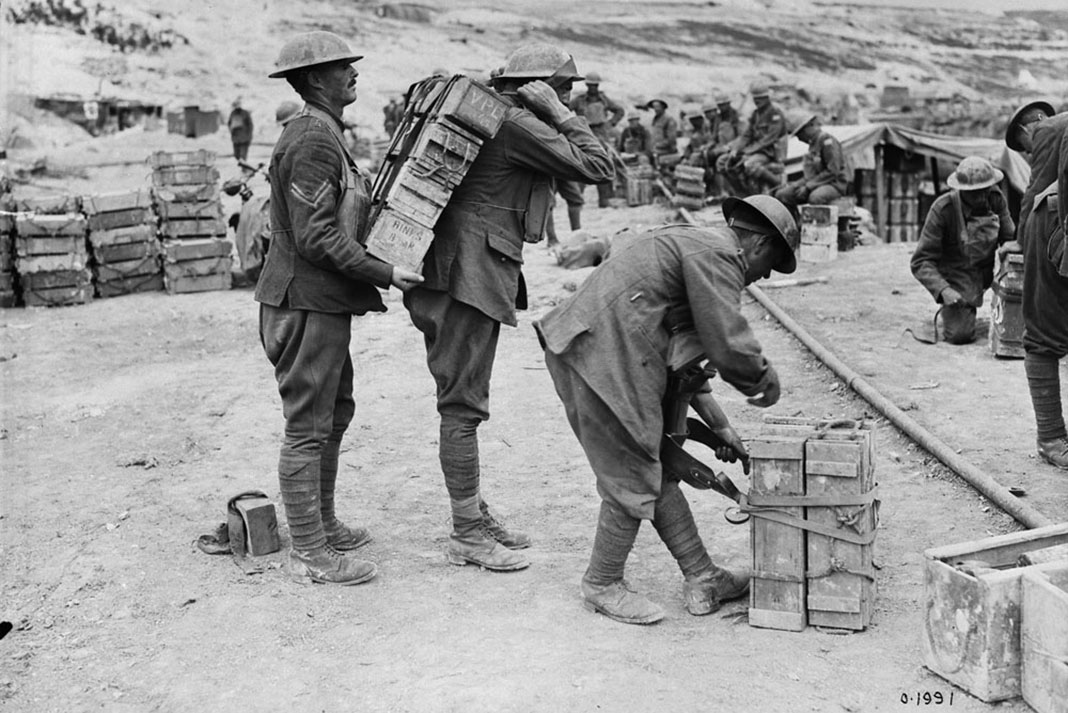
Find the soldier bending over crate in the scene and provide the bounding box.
[535,196,799,624]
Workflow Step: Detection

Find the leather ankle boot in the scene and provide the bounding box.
[480,499,532,550]
[289,545,377,585]
[682,565,752,616]
[447,495,529,571]
[581,578,664,625]
[1038,436,1068,470]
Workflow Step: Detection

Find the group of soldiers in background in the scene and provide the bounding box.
[375,71,850,223]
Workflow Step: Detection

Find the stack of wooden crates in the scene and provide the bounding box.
[798,204,838,263]
[624,156,655,207]
[747,416,878,632]
[14,196,92,307]
[886,171,920,242]
[150,150,232,293]
[672,164,705,210]
[366,76,508,273]
[83,189,162,298]
[0,196,15,307]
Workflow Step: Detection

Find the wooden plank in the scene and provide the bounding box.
[805,434,875,630]
[749,434,807,631]
[1021,564,1068,713]
[924,523,1068,566]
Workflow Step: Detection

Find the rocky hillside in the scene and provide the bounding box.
[3,0,1068,151]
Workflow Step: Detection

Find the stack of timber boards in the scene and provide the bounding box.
[886,171,920,243]
[366,75,508,273]
[14,195,92,307]
[150,150,232,294]
[747,416,877,632]
[0,194,15,306]
[83,189,162,297]
[672,164,705,210]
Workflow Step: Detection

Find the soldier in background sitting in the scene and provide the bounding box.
[773,110,848,215]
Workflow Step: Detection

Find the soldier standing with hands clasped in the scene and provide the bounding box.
[256,31,424,586]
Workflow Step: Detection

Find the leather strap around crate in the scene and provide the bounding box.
[738,487,880,547]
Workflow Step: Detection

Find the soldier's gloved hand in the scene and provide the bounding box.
[390,266,424,293]
[517,80,574,126]
[747,364,781,408]
[997,240,1022,257]
[712,426,751,475]
[940,287,965,306]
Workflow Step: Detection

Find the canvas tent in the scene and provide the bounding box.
[784,122,1030,237]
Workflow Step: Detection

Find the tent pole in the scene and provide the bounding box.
[875,144,888,241]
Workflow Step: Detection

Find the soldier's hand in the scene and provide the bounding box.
[712,426,751,475]
[517,80,574,126]
[747,365,780,408]
[997,240,1022,257]
[390,266,424,292]
[940,287,965,306]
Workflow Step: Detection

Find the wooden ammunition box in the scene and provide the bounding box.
[0,253,11,273]
[96,273,164,298]
[162,238,232,262]
[153,184,218,204]
[800,241,837,263]
[159,216,227,239]
[923,523,1068,702]
[435,76,508,139]
[20,269,91,291]
[1021,563,1068,713]
[0,290,16,308]
[887,198,918,225]
[673,194,704,210]
[408,119,483,191]
[89,224,158,249]
[87,207,155,232]
[94,255,160,282]
[81,189,152,215]
[15,214,87,238]
[885,224,918,243]
[625,176,652,207]
[95,239,161,264]
[16,194,81,215]
[163,255,232,281]
[799,204,838,226]
[365,208,435,274]
[157,199,223,222]
[148,149,217,169]
[230,497,281,557]
[22,283,93,307]
[16,235,87,257]
[888,171,920,198]
[0,272,14,292]
[990,254,1025,359]
[152,165,220,187]
[164,270,232,294]
[748,435,808,631]
[383,170,451,228]
[16,253,88,274]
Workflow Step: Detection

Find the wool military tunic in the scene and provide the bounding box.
[536,225,776,518]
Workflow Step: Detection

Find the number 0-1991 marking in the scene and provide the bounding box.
[900,691,954,705]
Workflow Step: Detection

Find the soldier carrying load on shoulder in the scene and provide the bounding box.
[404,42,615,573]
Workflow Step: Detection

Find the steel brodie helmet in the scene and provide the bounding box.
[785,109,816,137]
[269,31,363,79]
[947,156,1003,191]
[723,195,799,274]
[498,43,584,82]
[1004,99,1055,151]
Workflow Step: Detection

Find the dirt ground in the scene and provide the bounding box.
[2,141,1066,711]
